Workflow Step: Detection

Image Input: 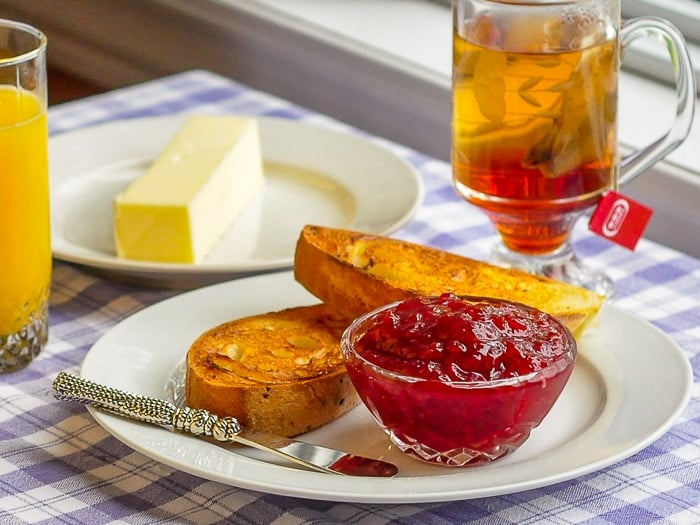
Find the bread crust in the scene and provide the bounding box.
[186,304,359,437]
[294,225,604,337]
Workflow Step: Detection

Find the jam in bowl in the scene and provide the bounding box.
[341,293,577,466]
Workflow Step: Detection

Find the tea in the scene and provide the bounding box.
[452,20,618,254]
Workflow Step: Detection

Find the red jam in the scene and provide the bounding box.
[342,293,576,466]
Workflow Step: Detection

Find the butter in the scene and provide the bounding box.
[114,115,264,263]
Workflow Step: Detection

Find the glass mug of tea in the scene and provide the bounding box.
[452,0,696,295]
[0,19,50,372]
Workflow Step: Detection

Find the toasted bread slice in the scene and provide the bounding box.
[185,304,359,437]
[294,225,604,337]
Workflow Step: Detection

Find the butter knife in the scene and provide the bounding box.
[52,372,398,477]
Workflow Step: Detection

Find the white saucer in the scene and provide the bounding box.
[78,272,693,503]
[50,116,423,287]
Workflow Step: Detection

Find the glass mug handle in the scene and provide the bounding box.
[618,17,697,185]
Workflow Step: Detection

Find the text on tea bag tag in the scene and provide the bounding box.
[589,191,653,250]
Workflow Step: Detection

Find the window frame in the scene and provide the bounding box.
[622,0,700,41]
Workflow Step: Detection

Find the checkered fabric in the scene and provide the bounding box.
[1,70,698,524]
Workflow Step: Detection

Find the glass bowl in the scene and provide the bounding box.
[341,293,577,467]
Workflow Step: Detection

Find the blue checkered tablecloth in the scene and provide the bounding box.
[2,70,699,524]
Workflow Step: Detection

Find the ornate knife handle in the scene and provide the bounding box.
[53,372,241,442]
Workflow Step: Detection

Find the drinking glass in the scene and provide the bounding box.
[452,0,696,295]
[0,19,50,372]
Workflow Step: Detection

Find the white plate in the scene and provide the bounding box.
[50,116,423,287]
[79,272,693,503]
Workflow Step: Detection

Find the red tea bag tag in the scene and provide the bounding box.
[589,191,653,250]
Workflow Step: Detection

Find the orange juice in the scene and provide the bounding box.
[0,86,50,344]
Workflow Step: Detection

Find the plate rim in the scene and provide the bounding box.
[49,115,424,279]
[78,271,693,503]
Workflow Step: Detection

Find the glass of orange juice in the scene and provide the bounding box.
[0,19,49,372]
[452,0,696,296]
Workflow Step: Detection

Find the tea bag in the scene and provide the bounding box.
[524,13,616,178]
[525,42,616,178]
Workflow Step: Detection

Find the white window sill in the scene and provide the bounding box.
[1,0,698,256]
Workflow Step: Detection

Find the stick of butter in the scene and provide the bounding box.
[114,115,264,264]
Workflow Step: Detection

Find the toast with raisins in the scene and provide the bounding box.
[294,225,604,338]
[185,304,359,437]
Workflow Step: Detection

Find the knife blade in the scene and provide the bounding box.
[52,371,398,477]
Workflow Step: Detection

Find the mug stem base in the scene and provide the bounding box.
[490,241,614,297]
